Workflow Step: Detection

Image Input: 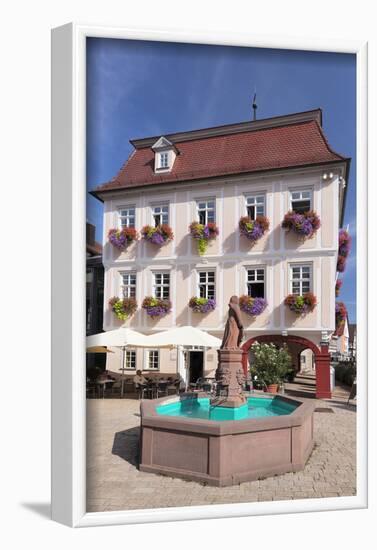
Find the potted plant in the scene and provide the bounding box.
[109,296,137,321]
[142,296,172,318]
[188,296,216,313]
[335,279,342,297]
[141,224,174,246]
[239,215,270,243]
[108,227,138,249]
[337,229,351,272]
[189,221,219,255]
[284,292,317,315]
[281,210,321,239]
[335,301,347,330]
[239,295,268,316]
[249,342,293,393]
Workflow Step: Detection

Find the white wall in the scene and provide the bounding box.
[102,167,341,335]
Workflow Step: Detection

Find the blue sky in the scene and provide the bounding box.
[87,38,356,322]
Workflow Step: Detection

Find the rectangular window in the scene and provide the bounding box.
[124,350,136,370]
[197,199,215,225]
[153,272,170,299]
[246,268,265,298]
[246,195,265,219]
[119,206,135,228]
[290,190,312,214]
[121,272,136,298]
[152,204,169,226]
[159,152,169,169]
[290,264,312,295]
[146,350,159,370]
[198,271,215,300]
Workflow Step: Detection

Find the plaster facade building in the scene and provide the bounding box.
[92,109,350,398]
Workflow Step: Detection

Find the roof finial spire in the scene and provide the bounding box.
[252,88,257,121]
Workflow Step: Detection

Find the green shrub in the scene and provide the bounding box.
[334,360,356,387]
[250,342,293,386]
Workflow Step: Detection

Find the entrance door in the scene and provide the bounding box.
[189,351,204,384]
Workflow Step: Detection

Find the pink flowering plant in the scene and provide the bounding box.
[239,216,270,243]
[335,279,343,297]
[284,292,317,315]
[141,224,174,246]
[239,295,268,316]
[189,221,219,255]
[109,296,137,321]
[337,229,351,272]
[108,227,138,250]
[188,296,216,313]
[142,296,172,318]
[282,210,321,239]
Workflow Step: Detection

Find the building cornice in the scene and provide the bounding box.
[92,159,349,203]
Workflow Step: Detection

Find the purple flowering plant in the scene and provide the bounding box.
[142,296,172,318]
[281,210,321,239]
[189,221,219,255]
[188,297,216,313]
[108,227,138,250]
[141,224,174,246]
[239,295,268,317]
[239,216,270,243]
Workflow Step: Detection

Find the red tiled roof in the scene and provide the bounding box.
[86,241,102,256]
[94,117,346,194]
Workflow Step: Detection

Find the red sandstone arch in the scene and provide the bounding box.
[241,334,331,399]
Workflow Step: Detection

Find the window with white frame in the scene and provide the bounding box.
[121,272,136,298]
[118,206,136,228]
[124,349,136,370]
[197,199,215,225]
[290,264,312,295]
[290,190,312,214]
[146,349,159,370]
[246,194,265,219]
[153,272,170,299]
[152,204,169,226]
[246,267,265,298]
[198,271,215,299]
[159,152,169,169]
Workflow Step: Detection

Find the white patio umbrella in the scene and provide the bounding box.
[144,327,222,390]
[86,346,115,354]
[86,328,152,397]
[86,327,149,348]
[144,326,222,348]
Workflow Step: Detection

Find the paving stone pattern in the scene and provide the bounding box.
[86,392,356,512]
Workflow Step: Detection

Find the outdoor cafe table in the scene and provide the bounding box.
[96,379,114,398]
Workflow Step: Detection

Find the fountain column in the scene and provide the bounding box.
[215,349,246,407]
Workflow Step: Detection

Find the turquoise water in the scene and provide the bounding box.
[156,396,298,421]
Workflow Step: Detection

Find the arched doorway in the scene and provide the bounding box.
[241,334,331,399]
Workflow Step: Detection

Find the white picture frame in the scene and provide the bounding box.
[51,23,368,528]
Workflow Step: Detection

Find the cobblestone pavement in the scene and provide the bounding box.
[86,389,356,512]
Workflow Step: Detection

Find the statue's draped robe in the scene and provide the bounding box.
[221,300,244,349]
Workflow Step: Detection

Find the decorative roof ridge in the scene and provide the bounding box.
[130,109,324,149]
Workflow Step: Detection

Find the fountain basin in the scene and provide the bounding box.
[156,395,298,421]
[140,393,315,486]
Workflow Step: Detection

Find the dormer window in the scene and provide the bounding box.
[159,152,169,169]
[152,136,178,174]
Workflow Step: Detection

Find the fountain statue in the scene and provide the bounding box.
[214,296,247,408]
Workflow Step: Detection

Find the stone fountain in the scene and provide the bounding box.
[139,296,315,486]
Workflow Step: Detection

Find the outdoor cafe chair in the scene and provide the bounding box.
[156,382,169,398]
